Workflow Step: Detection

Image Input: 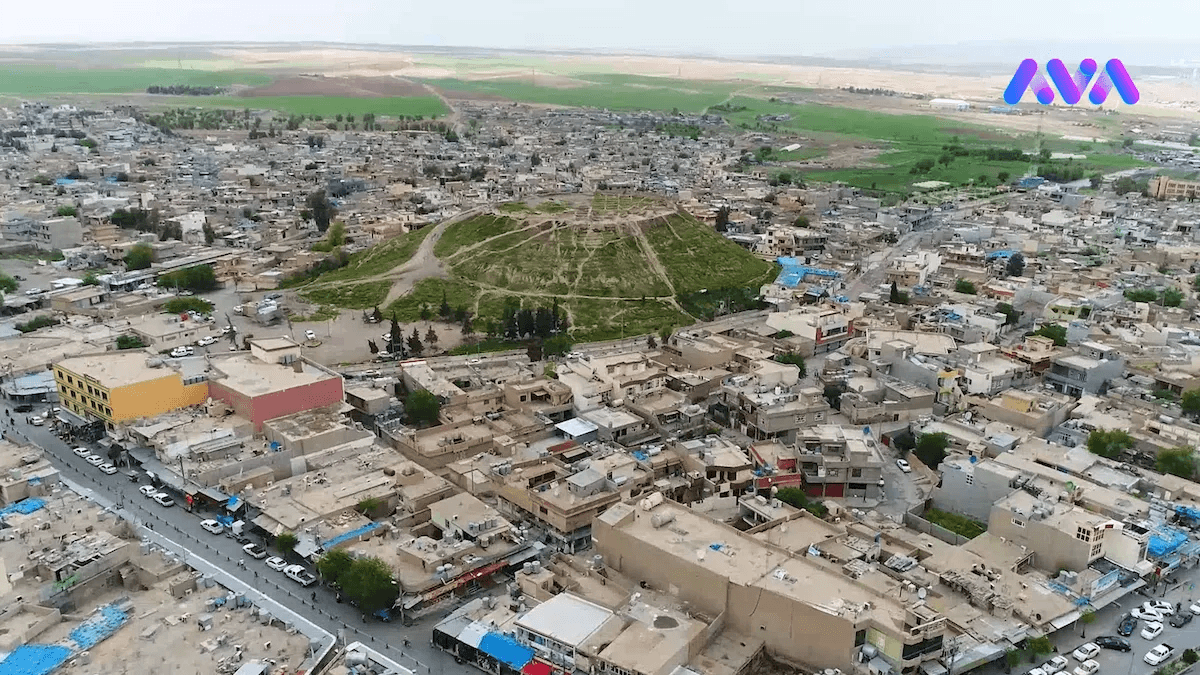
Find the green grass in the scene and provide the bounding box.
[645,214,777,294]
[226,95,447,119]
[591,193,662,214]
[435,215,522,258]
[317,226,435,283]
[0,66,270,94]
[923,508,987,539]
[566,297,691,342]
[424,75,738,112]
[386,278,479,321]
[299,281,391,310]
[288,305,340,323]
[448,338,525,356]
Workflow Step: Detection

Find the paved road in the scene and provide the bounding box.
[844,230,925,300]
[5,407,468,675]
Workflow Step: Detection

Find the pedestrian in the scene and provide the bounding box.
[311,591,317,602]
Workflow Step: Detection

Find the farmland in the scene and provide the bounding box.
[0,66,271,94]
[424,74,743,112]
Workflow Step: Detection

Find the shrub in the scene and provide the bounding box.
[16,315,58,333]
[162,297,214,314]
[116,335,145,350]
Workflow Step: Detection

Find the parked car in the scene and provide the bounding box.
[896,458,912,473]
[1072,643,1100,662]
[99,463,118,475]
[284,565,317,587]
[170,346,190,358]
[1170,611,1193,628]
[242,543,268,560]
[1146,601,1175,616]
[1144,644,1175,666]
[1044,656,1070,673]
[304,330,316,341]
[152,493,175,507]
[1141,622,1164,640]
[221,325,233,335]
[139,485,159,497]
[85,454,105,466]
[1072,661,1099,675]
[73,447,91,457]
[197,336,217,347]
[200,519,224,535]
[265,556,288,572]
[1027,668,1048,675]
[363,370,380,378]
[1094,637,1131,652]
[265,293,283,301]
[13,403,33,413]
[1131,606,1163,621]
[29,416,44,426]
[1117,614,1137,636]
[24,288,42,295]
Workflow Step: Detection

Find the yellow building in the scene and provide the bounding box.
[53,351,210,430]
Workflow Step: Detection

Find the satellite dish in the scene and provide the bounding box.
[918,587,927,600]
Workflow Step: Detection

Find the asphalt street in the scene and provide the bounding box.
[4,405,470,675]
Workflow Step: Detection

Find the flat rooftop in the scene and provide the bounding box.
[210,354,337,397]
[515,593,620,648]
[56,351,180,389]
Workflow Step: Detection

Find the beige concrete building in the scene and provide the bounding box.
[594,495,946,672]
[1148,175,1200,200]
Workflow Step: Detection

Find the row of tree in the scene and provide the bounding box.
[146,85,225,96]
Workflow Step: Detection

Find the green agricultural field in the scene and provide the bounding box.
[0,66,271,94]
[424,75,739,112]
[299,281,391,310]
[223,95,447,119]
[645,214,777,294]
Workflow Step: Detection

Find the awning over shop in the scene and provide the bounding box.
[1050,609,1083,630]
[522,662,553,675]
[478,632,533,670]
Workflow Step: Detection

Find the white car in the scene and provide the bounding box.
[896,458,912,473]
[152,493,175,507]
[139,485,159,497]
[1028,668,1048,675]
[1072,660,1099,675]
[200,519,224,535]
[468,358,482,365]
[284,565,317,587]
[29,416,44,426]
[1132,606,1163,621]
[1145,600,1174,616]
[169,346,192,358]
[242,543,268,559]
[305,330,316,341]
[196,336,217,347]
[24,288,42,295]
[221,325,233,335]
[1141,621,1164,640]
[1190,602,1200,615]
[1044,657,1069,674]
[72,447,90,457]
[265,556,288,572]
[1072,643,1100,662]
[99,463,118,475]
[86,454,105,466]
[1144,644,1175,666]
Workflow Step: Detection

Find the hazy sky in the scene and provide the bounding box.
[0,0,1197,58]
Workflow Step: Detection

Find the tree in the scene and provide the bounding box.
[1027,637,1053,658]
[372,306,384,323]
[955,279,977,295]
[530,152,541,167]
[648,335,658,349]
[407,327,424,355]
[1079,609,1095,637]
[116,335,145,350]
[1005,650,1021,674]
[1032,323,1068,347]
[1006,252,1025,278]
[1125,288,1158,303]
[914,432,950,469]
[1162,288,1184,308]
[326,221,345,247]
[890,281,901,304]
[340,557,399,614]
[306,190,334,232]
[998,171,1010,183]
[425,326,439,350]
[157,265,218,292]
[461,315,474,339]
[357,497,382,516]
[775,352,807,377]
[997,303,1020,326]
[714,205,731,232]
[125,243,153,270]
[275,531,298,554]
[202,222,216,245]
[659,325,672,344]
[1087,429,1134,460]
[1156,446,1198,479]
[794,215,810,227]
[316,549,354,585]
[419,303,431,321]
[406,390,440,426]
[0,273,19,293]
[439,290,451,318]
[1181,389,1200,417]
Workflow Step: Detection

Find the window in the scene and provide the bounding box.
[851,468,863,478]
[1090,542,1102,558]
[1076,526,1093,543]
[1012,518,1026,528]
[855,630,867,647]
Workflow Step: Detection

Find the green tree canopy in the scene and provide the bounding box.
[125,243,153,270]
[157,265,217,292]
[0,273,17,294]
[116,335,145,350]
[1032,323,1067,347]
[340,556,399,613]
[914,432,951,469]
[955,279,978,295]
[1181,389,1200,417]
[275,531,298,554]
[316,548,355,585]
[1006,252,1025,277]
[1087,429,1134,459]
[1157,446,1198,480]
[405,390,441,426]
[327,221,346,247]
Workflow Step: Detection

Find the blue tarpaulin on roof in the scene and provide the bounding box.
[323,522,383,549]
[69,604,128,650]
[478,632,533,670]
[775,256,840,288]
[0,498,45,518]
[1149,525,1190,557]
[986,250,1015,260]
[0,644,71,675]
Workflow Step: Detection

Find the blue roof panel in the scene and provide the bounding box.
[478,632,533,669]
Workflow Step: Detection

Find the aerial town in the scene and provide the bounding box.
[4,39,1200,675]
